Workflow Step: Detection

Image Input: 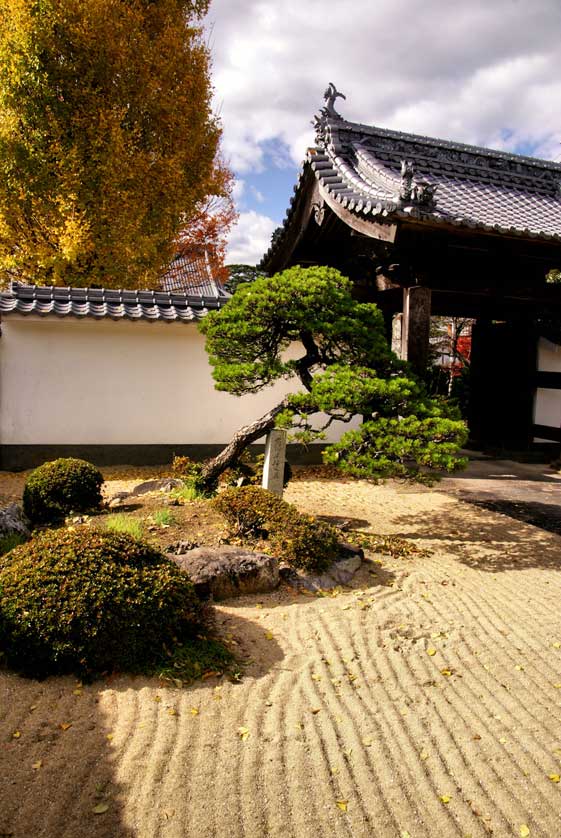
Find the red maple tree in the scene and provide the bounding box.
[175,158,237,286]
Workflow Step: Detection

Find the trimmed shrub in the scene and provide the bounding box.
[23,458,103,524]
[213,485,290,537]
[270,515,340,573]
[212,486,339,572]
[171,455,217,497]
[221,452,292,489]
[0,529,204,678]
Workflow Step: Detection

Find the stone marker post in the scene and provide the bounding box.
[262,429,287,497]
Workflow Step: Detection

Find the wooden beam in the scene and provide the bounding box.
[533,424,561,442]
[318,184,397,243]
[536,371,561,390]
[401,286,432,374]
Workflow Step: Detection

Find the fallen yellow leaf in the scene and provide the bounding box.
[336,800,348,812]
[106,734,113,741]
[554,684,561,689]
[499,737,507,745]
[520,826,530,837]
[311,674,322,681]
[420,751,429,760]
[514,665,525,672]
[553,643,561,649]
[549,774,560,783]
[59,723,72,731]
[92,803,109,815]
[31,760,42,770]
[440,795,451,804]
[167,709,178,716]
[190,708,199,716]
[12,731,21,739]
[427,648,437,657]
[73,689,82,696]
[441,669,452,677]
[265,632,274,641]
[238,726,250,741]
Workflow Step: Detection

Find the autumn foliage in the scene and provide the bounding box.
[175,161,238,288]
[0,0,226,288]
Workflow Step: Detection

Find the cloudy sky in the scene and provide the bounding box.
[205,0,561,265]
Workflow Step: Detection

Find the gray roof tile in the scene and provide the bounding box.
[261,110,561,268]
[0,282,229,323]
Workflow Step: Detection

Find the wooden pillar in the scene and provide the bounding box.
[401,286,432,374]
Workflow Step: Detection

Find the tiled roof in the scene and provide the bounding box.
[261,99,561,267]
[160,247,222,297]
[0,282,230,323]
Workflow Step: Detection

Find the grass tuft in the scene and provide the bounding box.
[104,513,144,539]
[152,508,176,527]
[170,483,207,503]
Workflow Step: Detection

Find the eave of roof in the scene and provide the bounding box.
[0,283,230,323]
[261,103,561,270]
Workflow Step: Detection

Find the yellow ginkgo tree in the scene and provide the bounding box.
[0,0,224,288]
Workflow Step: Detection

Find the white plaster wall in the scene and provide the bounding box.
[0,316,355,445]
[538,337,561,373]
[533,337,561,438]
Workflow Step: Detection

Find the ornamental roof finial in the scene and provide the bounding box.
[322,82,346,119]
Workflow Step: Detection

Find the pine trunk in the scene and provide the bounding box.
[200,399,289,486]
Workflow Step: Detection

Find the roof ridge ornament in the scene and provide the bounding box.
[322,82,346,119]
[399,159,437,209]
[312,83,346,145]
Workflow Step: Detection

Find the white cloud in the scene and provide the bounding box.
[207,0,561,170]
[250,185,265,203]
[226,210,278,265]
[231,178,245,201]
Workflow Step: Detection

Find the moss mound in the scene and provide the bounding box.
[213,486,340,572]
[0,529,205,678]
[23,458,104,524]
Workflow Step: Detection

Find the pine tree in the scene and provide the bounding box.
[199,266,468,486]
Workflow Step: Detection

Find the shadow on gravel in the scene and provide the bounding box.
[0,671,136,838]
[463,497,561,537]
[392,504,561,573]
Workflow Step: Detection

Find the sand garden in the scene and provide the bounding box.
[1,466,561,837]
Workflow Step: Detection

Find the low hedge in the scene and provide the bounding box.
[0,529,205,678]
[23,458,103,524]
[213,486,340,572]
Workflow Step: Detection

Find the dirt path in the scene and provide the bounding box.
[2,477,561,837]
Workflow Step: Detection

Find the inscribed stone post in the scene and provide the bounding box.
[262,429,287,497]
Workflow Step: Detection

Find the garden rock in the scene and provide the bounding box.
[280,542,363,592]
[172,545,279,600]
[0,503,31,540]
[107,478,184,507]
[131,478,183,496]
